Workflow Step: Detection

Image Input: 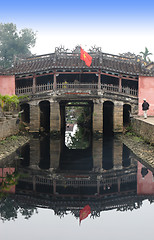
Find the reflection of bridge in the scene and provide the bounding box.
[1,135,154,220]
[8,163,154,219]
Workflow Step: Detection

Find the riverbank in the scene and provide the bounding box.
[0,134,30,161]
[0,131,154,172]
[117,133,154,172]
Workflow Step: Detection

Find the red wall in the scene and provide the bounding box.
[138,76,154,116]
[0,168,15,193]
[137,162,154,195]
[0,75,15,95]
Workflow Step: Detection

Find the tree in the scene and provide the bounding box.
[140,47,152,62]
[0,23,36,68]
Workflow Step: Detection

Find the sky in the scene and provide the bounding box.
[1,201,154,240]
[1,0,154,60]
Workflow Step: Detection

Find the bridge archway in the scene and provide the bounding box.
[103,101,114,135]
[123,104,131,126]
[60,100,93,148]
[59,100,93,170]
[39,100,50,132]
[20,103,30,124]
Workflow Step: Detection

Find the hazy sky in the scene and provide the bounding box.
[1,0,154,60]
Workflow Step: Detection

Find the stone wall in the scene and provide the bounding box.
[131,118,154,145]
[0,118,19,140]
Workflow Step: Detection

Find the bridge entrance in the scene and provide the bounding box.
[20,103,30,124]
[123,104,131,126]
[60,100,93,147]
[39,101,50,132]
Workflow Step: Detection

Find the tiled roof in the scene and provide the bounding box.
[12,51,151,77]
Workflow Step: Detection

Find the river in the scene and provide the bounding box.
[0,133,154,240]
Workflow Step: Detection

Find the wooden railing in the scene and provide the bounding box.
[18,173,137,188]
[15,82,138,96]
[16,86,33,95]
[57,83,98,90]
[36,83,53,92]
[101,84,119,92]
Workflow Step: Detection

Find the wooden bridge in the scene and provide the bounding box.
[18,81,138,135]
[13,48,144,134]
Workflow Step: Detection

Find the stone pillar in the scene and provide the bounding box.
[50,139,61,171]
[93,139,102,171]
[113,101,123,133]
[29,138,40,169]
[50,100,60,133]
[93,100,103,134]
[29,102,40,132]
[113,139,123,170]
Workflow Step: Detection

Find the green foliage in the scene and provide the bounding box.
[68,126,89,149]
[66,106,91,149]
[18,94,29,101]
[0,94,20,114]
[10,135,18,140]
[124,125,144,142]
[0,169,38,221]
[0,170,20,197]
[0,23,36,68]
[0,94,10,112]
[140,47,152,62]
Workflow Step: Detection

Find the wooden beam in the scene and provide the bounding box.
[15,71,138,82]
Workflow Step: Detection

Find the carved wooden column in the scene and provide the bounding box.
[97,72,101,90]
[32,75,36,94]
[119,75,122,92]
[53,72,57,90]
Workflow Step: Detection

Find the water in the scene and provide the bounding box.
[0,135,154,240]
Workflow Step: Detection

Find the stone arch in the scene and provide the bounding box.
[103,100,114,135]
[39,100,50,132]
[123,104,131,126]
[20,103,30,124]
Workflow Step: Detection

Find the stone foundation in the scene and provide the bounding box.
[0,118,19,140]
[131,118,154,145]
